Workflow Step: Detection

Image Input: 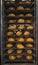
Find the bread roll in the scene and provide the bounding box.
[8,14,15,17]
[7,32,13,36]
[25,8,30,10]
[7,49,14,54]
[17,55,22,59]
[17,19,25,23]
[27,25,33,30]
[26,50,32,54]
[25,13,32,17]
[16,43,24,49]
[9,56,16,60]
[16,31,22,36]
[17,6,24,10]
[8,25,16,30]
[18,14,24,16]
[25,1,31,4]
[9,7,15,10]
[8,38,15,42]
[26,56,33,60]
[26,43,33,48]
[8,20,16,23]
[6,2,10,4]
[6,43,13,48]
[18,25,24,30]
[26,20,32,23]
[26,38,33,42]
[17,50,22,54]
[24,31,30,36]
[16,38,24,42]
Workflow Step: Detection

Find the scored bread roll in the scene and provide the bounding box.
[24,31,30,36]
[26,38,34,42]
[26,50,32,54]
[16,38,25,42]
[6,43,13,48]
[8,25,16,30]
[16,31,22,36]
[8,20,16,23]
[17,50,22,54]
[7,49,14,54]
[25,1,31,4]
[27,25,33,30]
[26,56,33,60]
[25,13,32,17]
[26,43,33,48]
[26,20,32,23]
[25,8,30,10]
[16,43,24,49]
[9,56,16,60]
[9,7,15,10]
[17,19,25,23]
[17,55,22,59]
[17,6,24,10]
[7,32,13,36]
[18,25,24,30]
[8,38,15,42]
[8,14,15,17]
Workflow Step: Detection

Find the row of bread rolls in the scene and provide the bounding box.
[8,6,31,11]
[7,31,31,36]
[8,25,34,30]
[8,13,32,17]
[6,1,32,5]
[7,37,34,43]
[8,19,32,23]
[6,43,33,48]
[9,55,33,60]
[7,49,33,54]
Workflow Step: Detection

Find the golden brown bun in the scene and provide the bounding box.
[9,56,16,60]
[17,19,25,23]
[16,31,22,36]
[26,50,32,54]
[18,14,24,17]
[27,25,33,30]
[16,43,24,49]
[17,50,22,54]
[8,38,15,42]
[7,32,13,36]
[18,25,24,30]
[17,55,22,59]
[8,25,16,30]
[8,14,15,17]
[25,1,31,4]
[26,20,32,23]
[25,13,32,17]
[26,56,33,60]
[17,6,24,10]
[25,8,30,10]
[26,43,33,48]
[9,7,15,10]
[24,31,30,36]
[6,43,13,48]
[8,20,16,23]
[7,49,14,54]
[26,38,33,42]
[16,38,25,42]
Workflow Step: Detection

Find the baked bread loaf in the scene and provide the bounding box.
[8,38,15,42]
[16,38,24,42]
[26,50,32,54]
[8,20,16,23]
[17,6,24,10]
[9,56,16,60]
[27,25,33,30]
[17,19,25,23]
[16,31,22,36]
[25,1,31,4]
[8,14,15,17]
[7,49,14,54]
[6,43,13,48]
[26,38,33,42]
[17,50,22,54]
[18,25,24,30]
[25,8,30,10]
[9,7,15,10]
[26,43,33,48]
[26,56,33,60]
[17,55,22,59]
[7,32,13,36]
[25,13,32,17]
[24,31,30,36]
[16,43,24,49]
